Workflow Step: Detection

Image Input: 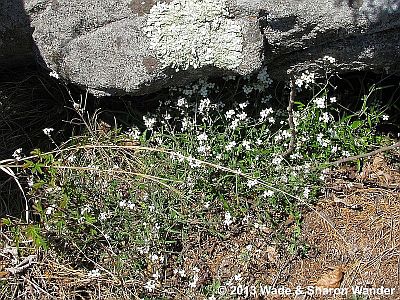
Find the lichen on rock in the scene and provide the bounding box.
[143,0,244,72]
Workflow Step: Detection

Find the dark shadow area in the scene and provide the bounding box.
[0,68,72,159]
[0,66,74,219]
[0,0,36,69]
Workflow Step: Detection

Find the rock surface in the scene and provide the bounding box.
[259,0,400,78]
[3,0,400,95]
[24,0,263,96]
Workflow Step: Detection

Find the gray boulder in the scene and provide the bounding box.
[26,0,262,96]
[259,0,400,78]
[11,0,400,95]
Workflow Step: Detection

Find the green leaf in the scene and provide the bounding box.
[1,217,11,226]
[26,225,48,250]
[350,120,363,129]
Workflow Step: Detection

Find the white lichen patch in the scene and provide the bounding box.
[143,0,243,71]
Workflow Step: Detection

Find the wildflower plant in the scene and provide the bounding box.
[14,65,389,298]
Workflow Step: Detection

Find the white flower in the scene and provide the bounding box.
[49,70,60,79]
[243,85,253,94]
[73,102,80,110]
[342,150,351,157]
[204,202,210,209]
[125,127,141,139]
[45,206,55,215]
[223,75,236,81]
[189,273,199,288]
[256,138,263,145]
[316,133,324,143]
[268,117,275,124]
[239,101,249,109]
[261,95,272,103]
[225,141,236,151]
[246,179,258,188]
[197,132,208,142]
[254,222,266,230]
[187,156,201,168]
[257,66,272,85]
[67,155,76,162]
[197,145,208,154]
[330,96,337,103]
[43,128,54,136]
[229,118,240,130]
[323,55,336,64]
[138,246,150,254]
[88,269,101,278]
[272,156,283,165]
[234,273,242,281]
[199,98,211,113]
[313,97,326,109]
[178,269,186,277]
[99,212,108,221]
[260,107,273,120]
[382,114,389,121]
[242,140,251,150]
[208,296,216,300]
[246,244,253,251]
[181,117,192,132]
[289,153,303,160]
[316,134,330,147]
[164,112,172,120]
[263,190,274,197]
[237,111,247,120]
[12,148,23,160]
[150,254,159,262]
[80,205,91,215]
[152,271,160,280]
[144,280,156,292]
[177,97,187,108]
[225,109,236,119]
[303,187,310,199]
[119,200,127,208]
[319,112,331,123]
[143,116,156,130]
[224,211,234,227]
[27,176,34,187]
[295,71,315,89]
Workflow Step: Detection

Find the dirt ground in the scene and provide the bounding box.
[193,152,400,300]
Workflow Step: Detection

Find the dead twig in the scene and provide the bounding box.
[328,141,400,166]
[6,255,36,275]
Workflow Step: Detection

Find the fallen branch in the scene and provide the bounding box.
[328,141,400,166]
[282,74,297,158]
[6,255,36,275]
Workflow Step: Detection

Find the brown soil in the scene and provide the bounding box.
[182,152,400,300]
